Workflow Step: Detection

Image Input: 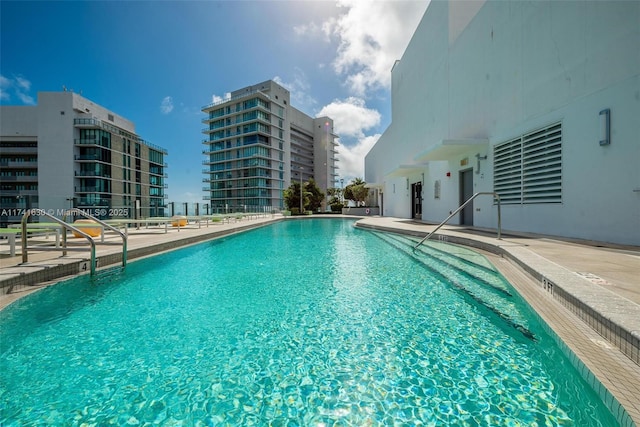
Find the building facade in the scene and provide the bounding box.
[365,1,639,246]
[0,91,168,226]
[202,80,338,211]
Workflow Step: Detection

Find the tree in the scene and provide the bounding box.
[326,187,342,201]
[343,177,369,206]
[326,187,344,212]
[283,179,325,213]
[304,178,325,212]
[283,182,302,212]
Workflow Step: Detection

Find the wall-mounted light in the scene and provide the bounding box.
[599,108,610,146]
[475,153,487,174]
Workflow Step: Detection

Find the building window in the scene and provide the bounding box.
[494,122,562,204]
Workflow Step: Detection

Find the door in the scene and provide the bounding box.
[411,182,422,219]
[460,169,474,226]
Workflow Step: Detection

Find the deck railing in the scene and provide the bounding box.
[414,192,502,251]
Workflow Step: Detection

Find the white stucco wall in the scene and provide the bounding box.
[37,92,76,213]
[365,0,640,245]
[36,92,139,213]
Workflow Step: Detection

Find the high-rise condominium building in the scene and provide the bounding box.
[201,80,338,211]
[0,91,168,226]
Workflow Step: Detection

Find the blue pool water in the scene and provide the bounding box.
[0,219,619,426]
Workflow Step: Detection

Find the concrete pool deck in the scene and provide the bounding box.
[1,214,639,425]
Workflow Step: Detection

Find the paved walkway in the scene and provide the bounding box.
[1,215,639,424]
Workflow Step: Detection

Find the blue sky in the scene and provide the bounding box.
[1,0,429,204]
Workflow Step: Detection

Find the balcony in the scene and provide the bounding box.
[147,159,167,167]
[76,199,110,207]
[2,190,38,196]
[76,187,110,193]
[74,171,111,178]
[201,89,272,111]
[0,160,38,168]
[74,138,109,148]
[148,168,166,177]
[75,154,109,162]
[73,118,101,128]
[0,147,37,154]
[0,175,38,182]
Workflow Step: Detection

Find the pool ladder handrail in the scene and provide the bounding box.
[63,208,127,269]
[21,209,97,274]
[413,192,502,251]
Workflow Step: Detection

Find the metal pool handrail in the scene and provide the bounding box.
[63,208,127,268]
[21,209,97,274]
[414,192,502,251]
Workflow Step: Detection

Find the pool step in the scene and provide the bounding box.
[371,231,536,341]
[373,232,516,305]
[90,265,125,286]
[385,233,512,295]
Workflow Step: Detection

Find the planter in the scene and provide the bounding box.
[341,207,380,216]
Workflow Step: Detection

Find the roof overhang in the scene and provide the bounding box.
[414,138,489,162]
[384,163,429,178]
[364,183,384,189]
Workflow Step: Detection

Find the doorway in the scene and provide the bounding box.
[411,181,422,219]
[459,169,474,226]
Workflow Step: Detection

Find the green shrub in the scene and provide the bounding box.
[330,203,344,212]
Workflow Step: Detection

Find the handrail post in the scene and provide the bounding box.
[414,192,502,251]
[20,209,31,264]
[20,208,96,274]
[64,208,127,267]
[495,193,501,240]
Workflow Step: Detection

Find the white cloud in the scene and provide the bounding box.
[273,68,317,111]
[293,21,322,37]
[337,134,380,181]
[0,74,36,105]
[306,1,428,181]
[322,0,429,96]
[160,96,174,114]
[15,76,31,91]
[316,97,381,181]
[316,97,380,139]
[16,92,35,105]
[211,92,231,104]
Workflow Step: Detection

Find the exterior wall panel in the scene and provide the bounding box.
[365,0,640,245]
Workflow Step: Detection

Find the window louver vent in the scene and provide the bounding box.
[494,122,562,204]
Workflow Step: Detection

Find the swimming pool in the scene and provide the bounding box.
[0,219,619,425]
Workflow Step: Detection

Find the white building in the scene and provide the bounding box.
[202,80,339,211]
[365,1,640,246]
[0,91,168,225]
